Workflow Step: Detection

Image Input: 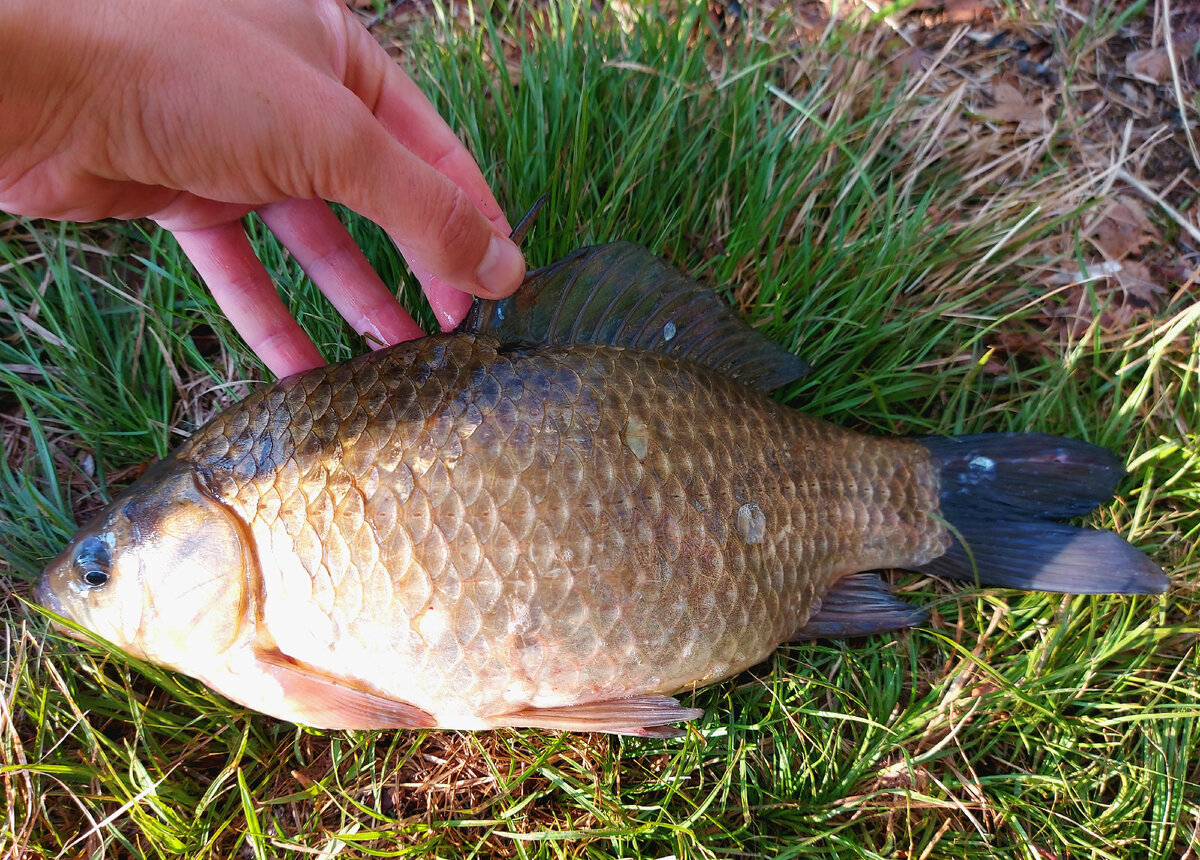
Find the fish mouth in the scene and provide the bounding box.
[33,572,72,633]
[34,573,59,612]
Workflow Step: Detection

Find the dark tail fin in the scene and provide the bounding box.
[915,434,1168,595]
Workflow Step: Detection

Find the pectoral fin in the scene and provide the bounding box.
[490,694,703,737]
[254,649,436,730]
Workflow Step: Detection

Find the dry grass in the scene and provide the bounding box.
[2,1,1198,857]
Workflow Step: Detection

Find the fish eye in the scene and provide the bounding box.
[74,536,112,589]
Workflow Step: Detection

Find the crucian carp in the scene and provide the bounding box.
[37,238,1167,737]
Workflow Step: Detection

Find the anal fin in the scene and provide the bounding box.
[254,649,437,730]
[491,694,703,737]
[793,573,929,640]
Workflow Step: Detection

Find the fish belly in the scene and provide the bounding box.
[186,334,946,725]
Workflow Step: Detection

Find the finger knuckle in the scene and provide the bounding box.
[433,188,480,259]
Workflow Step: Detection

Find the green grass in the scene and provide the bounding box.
[2,2,1198,858]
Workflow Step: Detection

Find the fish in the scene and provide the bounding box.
[36,240,1168,737]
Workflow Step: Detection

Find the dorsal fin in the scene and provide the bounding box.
[458,242,808,392]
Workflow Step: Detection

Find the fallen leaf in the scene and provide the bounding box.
[1114,194,1156,232]
[1044,258,1165,337]
[1125,49,1173,84]
[984,330,1055,375]
[945,0,988,24]
[976,83,1047,131]
[1089,195,1160,263]
[1093,221,1148,261]
[887,45,931,77]
[1092,208,1156,261]
[1114,259,1165,305]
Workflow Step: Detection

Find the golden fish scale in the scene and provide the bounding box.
[182,334,947,721]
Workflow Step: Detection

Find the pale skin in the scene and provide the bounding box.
[0,0,526,378]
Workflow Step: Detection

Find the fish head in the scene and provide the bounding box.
[37,458,254,670]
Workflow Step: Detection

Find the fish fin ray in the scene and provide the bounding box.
[458,242,808,392]
[793,572,929,640]
[917,522,1169,594]
[917,434,1168,594]
[920,433,1125,518]
[255,649,436,730]
[489,694,702,736]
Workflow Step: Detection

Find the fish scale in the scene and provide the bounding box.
[39,241,1165,736]
[173,333,947,722]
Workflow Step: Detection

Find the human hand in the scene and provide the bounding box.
[0,0,525,378]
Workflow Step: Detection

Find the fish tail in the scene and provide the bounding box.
[914,434,1168,595]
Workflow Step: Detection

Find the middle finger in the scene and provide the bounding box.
[260,198,426,348]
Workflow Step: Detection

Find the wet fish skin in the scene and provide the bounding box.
[39,238,1166,735]
[39,331,947,733]
[201,334,944,721]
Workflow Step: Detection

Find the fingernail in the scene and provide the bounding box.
[475,235,525,297]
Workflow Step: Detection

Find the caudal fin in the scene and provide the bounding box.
[915,434,1168,595]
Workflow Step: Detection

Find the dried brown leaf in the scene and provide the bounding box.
[888,45,932,77]
[1113,195,1157,232]
[1088,193,1161,263]
[982,329,1056,375]
[945,0,989,25]
[1092,214,1155,262]
[1046,259,1165,337]
[976,83,1047,131]
[1114,259,1165,305]
[1125,49,1173,85]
